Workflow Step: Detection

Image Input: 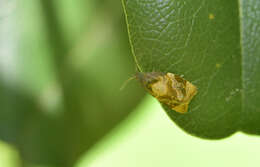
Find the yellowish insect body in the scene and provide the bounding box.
[137,72,197,113]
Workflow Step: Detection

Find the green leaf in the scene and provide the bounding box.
[122,0,260,139]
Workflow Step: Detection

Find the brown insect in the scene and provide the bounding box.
[136,72,197,113]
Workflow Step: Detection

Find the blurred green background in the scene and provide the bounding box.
[0,1,260,167]
[0,0,145,166]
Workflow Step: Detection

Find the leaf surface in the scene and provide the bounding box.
[122,0,260,138]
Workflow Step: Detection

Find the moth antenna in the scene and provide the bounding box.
[120,75,137,91]
[135,65,142,72]
[152,67,156,72]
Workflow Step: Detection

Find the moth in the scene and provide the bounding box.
[136,72,197,113]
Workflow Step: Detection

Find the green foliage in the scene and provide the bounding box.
[1,0,260,166]
[0,0,144,166]
[122,0,260,139]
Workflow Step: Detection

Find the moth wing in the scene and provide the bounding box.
[185,81,197,101]
[172,103,189,113]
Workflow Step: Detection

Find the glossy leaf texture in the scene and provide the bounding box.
[122,0,260,139]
